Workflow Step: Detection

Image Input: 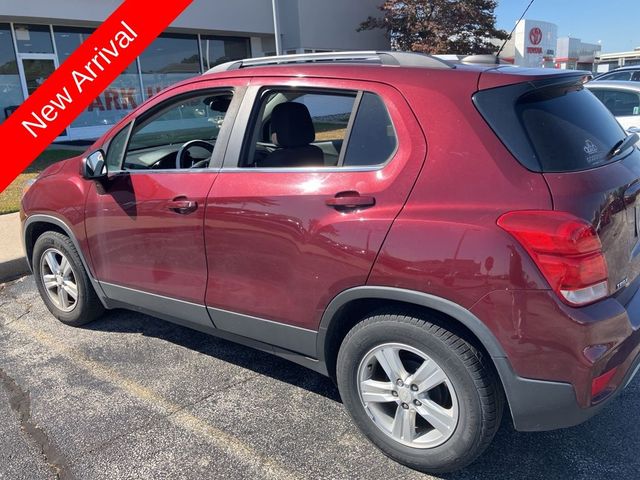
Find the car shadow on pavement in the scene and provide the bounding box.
[83,309,342,403]
[85,309,640,480]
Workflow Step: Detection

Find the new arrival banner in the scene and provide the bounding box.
[0,0,193,193]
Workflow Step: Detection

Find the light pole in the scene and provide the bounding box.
[272,0,282,56]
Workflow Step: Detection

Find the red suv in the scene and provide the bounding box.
[21,51,640,473]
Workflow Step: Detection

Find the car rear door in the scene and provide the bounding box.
[203,77,426,354]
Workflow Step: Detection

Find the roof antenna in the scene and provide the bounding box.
[495,0,536,64]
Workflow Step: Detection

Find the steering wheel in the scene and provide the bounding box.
[176,140,214,169]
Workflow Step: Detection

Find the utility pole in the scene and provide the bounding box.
[272,0,282,56]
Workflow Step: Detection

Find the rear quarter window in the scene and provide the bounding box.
[343,92,397,167]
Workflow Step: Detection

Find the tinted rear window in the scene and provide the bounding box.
[474,78,628,172]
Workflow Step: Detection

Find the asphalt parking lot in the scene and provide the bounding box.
[1,276,639,480]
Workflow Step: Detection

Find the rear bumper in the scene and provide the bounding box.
[475,284,640,432]
[499,353,640,431]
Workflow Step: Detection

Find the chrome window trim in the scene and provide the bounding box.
[107,169,221,175]
[219,165,381,174]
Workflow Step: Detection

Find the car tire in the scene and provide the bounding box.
[32,231,105,326]
[336,311,503,473]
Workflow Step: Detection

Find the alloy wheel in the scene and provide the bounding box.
[357,342,459,449]
[40,248,79,313]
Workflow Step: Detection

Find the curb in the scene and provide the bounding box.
[0,212,29,283]
[0,257,30,283]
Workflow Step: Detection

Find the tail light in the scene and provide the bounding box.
[498,210,608,306]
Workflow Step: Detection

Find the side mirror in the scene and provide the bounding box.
[83,150,107,180]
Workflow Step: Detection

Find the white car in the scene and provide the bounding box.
[593,66,640,82]
[586,81,640,133]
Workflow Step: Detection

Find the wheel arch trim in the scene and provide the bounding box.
[317,286,508,361]
[23,214,108,305]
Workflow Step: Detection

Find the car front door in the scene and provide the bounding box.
[203,77,426,355]
[85,81,245,311]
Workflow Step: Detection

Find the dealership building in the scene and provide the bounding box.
[499,19,601,71]
[499,19,559,68]
[596,47,640,72]
[0,0,388,140]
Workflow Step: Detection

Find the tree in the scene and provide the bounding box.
[359,0,508,55]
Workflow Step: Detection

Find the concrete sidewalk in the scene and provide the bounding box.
[0,213,29,282]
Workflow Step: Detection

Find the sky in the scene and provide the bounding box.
[495,0,639,53]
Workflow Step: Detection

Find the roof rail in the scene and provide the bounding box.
[205,50,454,74]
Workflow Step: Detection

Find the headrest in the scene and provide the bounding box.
[271,102,315,148]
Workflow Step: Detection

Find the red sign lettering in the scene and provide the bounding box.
[104,89,122,110]
[86,88,140,112]
[120,88,138,109]
[146,86,163,99]
[88,96,105,112]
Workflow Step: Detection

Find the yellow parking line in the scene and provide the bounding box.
[10,323,300,480]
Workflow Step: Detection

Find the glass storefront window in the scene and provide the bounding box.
[21,59,56,96]
[0,24,24,124]
[54,26,143,131]
[3,23,251,137]
[14,24,54,54]
[74,61,142,130]
[200,35,250,70]
[54,27,93,62]
[139,33,200,99]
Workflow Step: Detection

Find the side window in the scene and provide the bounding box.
[243,90,356,168]
[124,91,233,170]
[105,124,130,171]
[295,93,353,144]
[602,71,631,81]
[601,90,640,116]
[632,71,640,82]
[241,89,397,169]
